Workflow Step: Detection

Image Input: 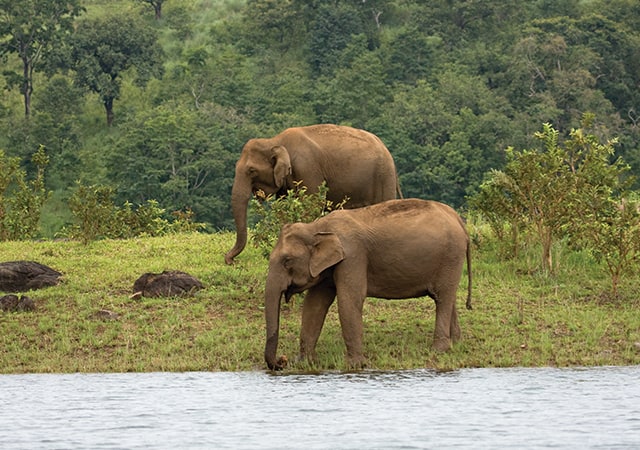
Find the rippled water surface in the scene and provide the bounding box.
[2,366,639,449]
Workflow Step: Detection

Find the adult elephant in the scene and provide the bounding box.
[225,124,401,264]
[263,198,472,370]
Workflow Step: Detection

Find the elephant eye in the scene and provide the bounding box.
[283,257,294,269]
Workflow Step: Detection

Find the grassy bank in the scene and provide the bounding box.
[1,232,639,374]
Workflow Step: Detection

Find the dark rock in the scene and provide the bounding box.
[0,294,36,312]
[132,270,204,298]
[0,261,61,292]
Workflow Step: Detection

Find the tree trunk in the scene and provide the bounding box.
[511,219,519,259]
[541,228,553,274]
[22,57,33,117]
[23,90,31,117]
[104,97,115,126]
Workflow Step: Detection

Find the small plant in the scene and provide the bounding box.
[250,181,347,259]
[170,208,207,233]
[468,170,527,259]
[567,192,640,297]
[64,184,118,243]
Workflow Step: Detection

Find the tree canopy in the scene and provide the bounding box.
[0,0,83,116]
[0,0,639,235]
[68,13,164,126]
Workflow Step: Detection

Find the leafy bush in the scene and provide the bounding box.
[470,118,640,295]
[250,181,346,259]
[570,194,640,296]
[0,145,50,241]
[470,124,571,270]
[61,183,205,243]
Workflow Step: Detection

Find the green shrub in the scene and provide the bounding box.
[61,182,205,243]
[250,181,346,259]
[470,118,640,295]
[0,145,50,241]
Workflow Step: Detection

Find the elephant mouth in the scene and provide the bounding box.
[284,275,324,302]
[284,282,312,302]
[284,286,299,303]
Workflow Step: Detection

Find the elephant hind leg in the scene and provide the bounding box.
[433,335,452,352]
[450,304,461,343]
[432,291,458,352]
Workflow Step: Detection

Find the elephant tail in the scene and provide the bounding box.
[465,237,472,310]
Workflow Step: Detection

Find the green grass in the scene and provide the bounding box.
[1,232,639,374]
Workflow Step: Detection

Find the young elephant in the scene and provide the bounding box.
[264,198,472,370]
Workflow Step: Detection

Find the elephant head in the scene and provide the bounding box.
[225,142,292,265]
[264,225,344,370]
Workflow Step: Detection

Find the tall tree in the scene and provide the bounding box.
[69,14,164,126]
[0,0,84,117]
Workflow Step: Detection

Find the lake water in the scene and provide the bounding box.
[1,366,639,449]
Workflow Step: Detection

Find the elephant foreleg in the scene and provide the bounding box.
[299,282,336,364]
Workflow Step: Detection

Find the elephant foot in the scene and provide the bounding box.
[451,327,462,343]
[346,354,367,370]
[433,336,452,352]
[294,355,315,369]
[265,354,288,371]
[298,348,318,365]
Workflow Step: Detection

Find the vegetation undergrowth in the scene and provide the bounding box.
[1,231,638,374]
[249,181,347,259]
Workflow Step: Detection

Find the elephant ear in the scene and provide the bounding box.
[271,145,291,189]
[310,232,345,278]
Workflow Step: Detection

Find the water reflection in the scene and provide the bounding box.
[1,366,639,449]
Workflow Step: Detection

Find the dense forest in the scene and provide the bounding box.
[1,0,639,236]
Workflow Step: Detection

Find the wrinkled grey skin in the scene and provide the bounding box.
[264,199,472,370]
[225,124,401,265]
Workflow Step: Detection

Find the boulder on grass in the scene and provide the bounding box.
[0,261,61,292]
[132,270,203,298]
[0,294,36,312]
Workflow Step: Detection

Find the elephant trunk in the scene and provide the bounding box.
[225,178,252,264]
[264,272,284,370]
